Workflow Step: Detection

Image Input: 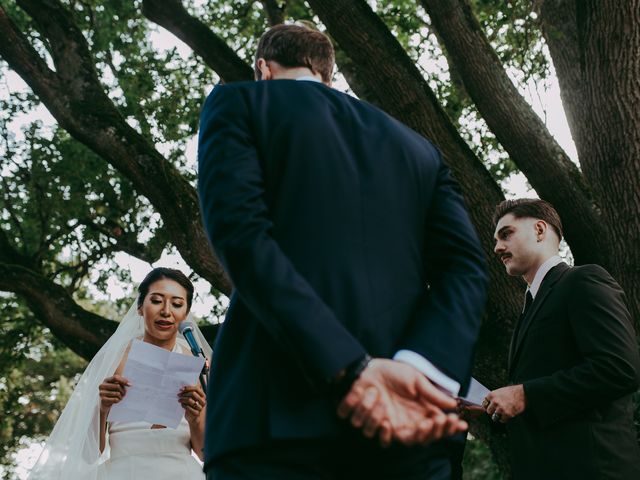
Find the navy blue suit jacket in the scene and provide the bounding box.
[197,80,488,466]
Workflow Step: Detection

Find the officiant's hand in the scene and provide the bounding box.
[337,359,466,446]
[178,384,206,424]
[99,374,131,414]
[483,384,525,423]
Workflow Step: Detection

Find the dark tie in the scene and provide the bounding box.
[515,290,534,345]
[522,290,534,318]
[508,290,534,371]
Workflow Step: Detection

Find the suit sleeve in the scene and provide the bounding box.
[397,151,488,394]
[197,85,366,384]
[523,265,640,428]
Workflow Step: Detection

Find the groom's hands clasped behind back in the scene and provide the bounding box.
[337,359,467,447]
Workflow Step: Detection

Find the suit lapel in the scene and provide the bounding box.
[508,263,570,374]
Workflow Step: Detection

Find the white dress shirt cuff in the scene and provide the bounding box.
[393,349,460,397]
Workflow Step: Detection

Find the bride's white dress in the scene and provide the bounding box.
[27,304,213,480]
[98,417,204,479]
[98,340,204,479]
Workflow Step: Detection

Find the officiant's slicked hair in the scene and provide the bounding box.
[254,24,334,83]
[493,198,563,240]
[137,267,194,311]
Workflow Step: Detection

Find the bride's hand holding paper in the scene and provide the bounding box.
[179,384,206,424]
[107,338,205,429]
[98,374,131,415]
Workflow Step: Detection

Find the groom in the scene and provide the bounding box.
[198,24,487,479]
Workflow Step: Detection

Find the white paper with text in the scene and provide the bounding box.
[108,339,205,428]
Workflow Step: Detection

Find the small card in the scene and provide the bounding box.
[459,377,490,406]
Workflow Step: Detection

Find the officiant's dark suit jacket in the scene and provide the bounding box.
[197,80,487,469]
[507,262,640,480]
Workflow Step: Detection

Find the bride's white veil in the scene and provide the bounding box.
[28,302,213,480]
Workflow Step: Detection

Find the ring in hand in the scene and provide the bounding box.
[491,412,501,422]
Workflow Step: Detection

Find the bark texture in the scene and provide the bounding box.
[421,0,607,267]
[535,0,586,152]
[576,0,640,322]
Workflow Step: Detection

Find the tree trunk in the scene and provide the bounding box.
[576,0,640,324]
[421,0,608,268]
[535,0,586,155]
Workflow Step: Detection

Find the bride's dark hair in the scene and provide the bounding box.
[137,267,195,311]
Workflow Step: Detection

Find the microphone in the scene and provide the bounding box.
[178,322,205,358]
[178,322,209,394]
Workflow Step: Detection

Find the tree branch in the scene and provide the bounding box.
[34,219,80,265]
[420,0,608,266]
[0,263,118,360]
[0,227,34,269]
[78,218,163,265]
[1,223,221,359]
[534,0,585,152]
[1,1,231,294]
[0,6,57,91]
[0,177,29,256]
[141,0,253,82]
[260,0,286,26]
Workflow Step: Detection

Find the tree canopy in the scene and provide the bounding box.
[1,0,638,477]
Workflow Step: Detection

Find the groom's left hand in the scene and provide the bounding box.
[337,359,467,446]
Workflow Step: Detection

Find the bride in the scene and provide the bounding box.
[28,267,212,479]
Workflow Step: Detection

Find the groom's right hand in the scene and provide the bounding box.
[336,359,467,446]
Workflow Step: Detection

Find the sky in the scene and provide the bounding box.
[0,14,578,479]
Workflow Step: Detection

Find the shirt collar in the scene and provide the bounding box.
[528,255,564,298]
[295,75,322,83]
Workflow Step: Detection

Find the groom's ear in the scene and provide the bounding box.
[255,58,273,81]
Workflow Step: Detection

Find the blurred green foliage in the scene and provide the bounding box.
[0,298,86,470]
[462,436,504,480]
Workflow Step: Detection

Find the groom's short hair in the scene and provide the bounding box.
[254,24,334,83]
